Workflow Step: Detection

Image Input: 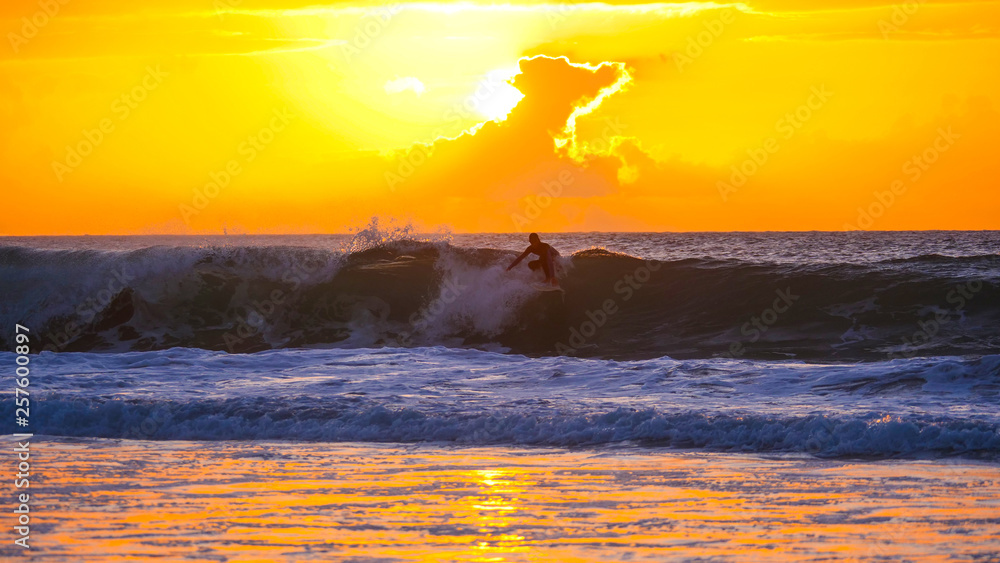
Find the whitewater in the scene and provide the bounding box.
[10,347,999,457]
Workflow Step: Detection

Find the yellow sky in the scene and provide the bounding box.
[1,0,998,234]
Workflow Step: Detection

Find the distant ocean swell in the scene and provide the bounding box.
[1,242,999,360]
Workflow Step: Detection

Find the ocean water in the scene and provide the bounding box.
[7,439,1000,561]
[1,230,999,459]
[2,230,1000,560]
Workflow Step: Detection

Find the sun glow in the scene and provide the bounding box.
[473,69,526,122]
[2,0,999,235]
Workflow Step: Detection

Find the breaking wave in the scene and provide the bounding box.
[1,240,998,360]
[15,400,1000,458]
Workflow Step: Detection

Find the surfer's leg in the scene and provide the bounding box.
[541,256,554,281]
[528,260,541,271]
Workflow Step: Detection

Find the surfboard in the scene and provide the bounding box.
[532,282,564,293]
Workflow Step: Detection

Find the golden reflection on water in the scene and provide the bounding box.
[4,439,999,562]
[459,469,530,561]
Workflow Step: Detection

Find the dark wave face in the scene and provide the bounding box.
[2,241,999,360]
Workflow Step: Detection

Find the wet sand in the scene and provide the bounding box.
[4,437,999,562]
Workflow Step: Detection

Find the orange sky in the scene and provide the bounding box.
[1,0,998,234]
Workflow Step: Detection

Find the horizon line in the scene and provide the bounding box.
[3,229,1000,237]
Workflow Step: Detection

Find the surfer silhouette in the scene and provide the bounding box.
[507,233,560,285]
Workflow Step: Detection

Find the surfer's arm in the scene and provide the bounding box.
[506,248,531,271]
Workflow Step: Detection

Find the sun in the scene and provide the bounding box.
[472,68,526,122]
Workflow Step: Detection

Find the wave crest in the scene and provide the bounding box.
[1,241,998,359]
